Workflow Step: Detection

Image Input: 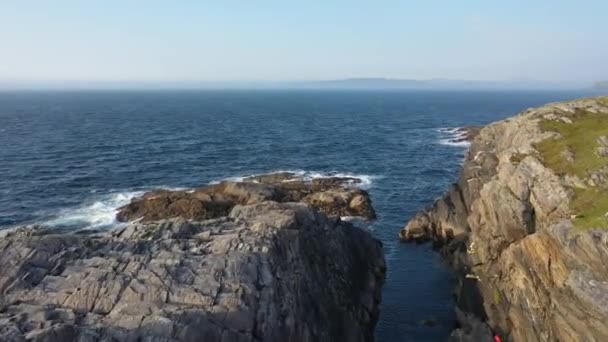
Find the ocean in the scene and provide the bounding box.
[0,89,602,341]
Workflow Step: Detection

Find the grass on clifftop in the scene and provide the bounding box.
[537,111,608,178]
[536,109,608,230]
[570,187,608,229]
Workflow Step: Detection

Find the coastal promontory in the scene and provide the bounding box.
[0,173,385,342]
[401,96,608,341]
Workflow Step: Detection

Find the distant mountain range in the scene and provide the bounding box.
[595,81,608,89]
[294,78,588,90]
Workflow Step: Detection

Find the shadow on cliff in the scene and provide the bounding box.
[438,240,507,340]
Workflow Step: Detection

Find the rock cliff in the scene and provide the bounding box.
[401,97,608,341]
[0,174,385,342]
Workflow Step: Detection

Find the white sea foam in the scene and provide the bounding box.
[211,170,380,190]
[42,191,144,230]
[340,216,373,230]
[36,171,377,232]
[41,186,189,230]
[436,127,471,148]
[438,139,471,147]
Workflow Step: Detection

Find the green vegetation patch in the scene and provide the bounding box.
[537,111,608,177]
[535,109,608,229]
[492,287,502,305]
[570,187,608,229]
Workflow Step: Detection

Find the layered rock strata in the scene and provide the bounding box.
[401,97,608,341]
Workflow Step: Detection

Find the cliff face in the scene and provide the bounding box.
[0,175,385,342]
[401,97,608,341]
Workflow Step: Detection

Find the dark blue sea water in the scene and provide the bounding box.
[0,89,603,341]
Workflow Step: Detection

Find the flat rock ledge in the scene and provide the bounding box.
[0,175,385,342]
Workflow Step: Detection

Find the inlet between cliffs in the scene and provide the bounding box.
[1,90,604,341]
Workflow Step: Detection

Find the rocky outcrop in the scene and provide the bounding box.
[117,173,376,222]
[0,175,385,342]
[401,97,608,341]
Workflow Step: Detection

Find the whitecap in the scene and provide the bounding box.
[436,127,460,134]
[438,138,471,148]
[436,127,471,148]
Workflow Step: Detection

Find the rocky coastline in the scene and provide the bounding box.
[401,97,608,341]
[0,173,385,342]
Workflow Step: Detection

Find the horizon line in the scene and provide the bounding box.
[0,77,597,91]
[0,77,593,83]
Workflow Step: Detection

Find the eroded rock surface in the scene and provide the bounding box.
[401,97,608,341]
[0,175,385,342]
[117,173,376,222]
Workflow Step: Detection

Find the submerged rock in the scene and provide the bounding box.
[401,96,608,341]
[0,176,385,342]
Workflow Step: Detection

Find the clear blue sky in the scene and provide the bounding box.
[1,0,607,83]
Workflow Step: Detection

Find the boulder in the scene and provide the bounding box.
[399,212,431,242]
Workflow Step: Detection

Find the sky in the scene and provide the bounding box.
[0,0,607,85]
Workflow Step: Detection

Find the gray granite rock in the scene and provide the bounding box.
[0,187,385,341]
